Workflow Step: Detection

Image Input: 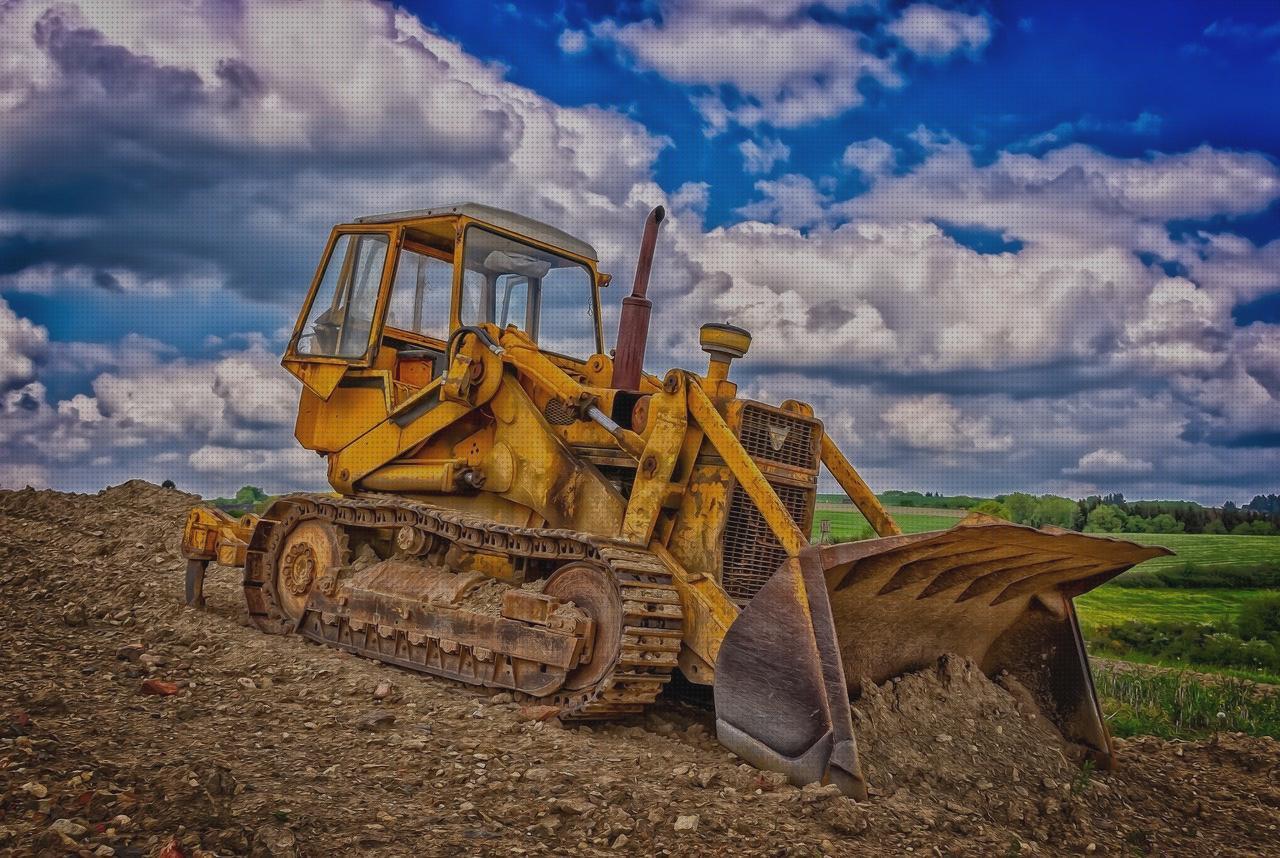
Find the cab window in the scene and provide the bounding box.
[386,246,452,341]
[460,226,597,356]
[294,233,390,359]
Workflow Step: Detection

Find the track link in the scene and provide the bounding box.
[242,494,683,719]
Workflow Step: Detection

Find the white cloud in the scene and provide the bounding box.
[0,297,47,388]
[1067,449,1154,476]
[738,137,791,175]
[0,462,51,489]
[557,29,588,54]
[883,394,1014,453]
[887,4,992,60]
[594,1,902,130]
[1017,112,1164,150]
[2,0,1279,505]
[734,175,832,228]
[841,138,896,175]
[593,1,991,131]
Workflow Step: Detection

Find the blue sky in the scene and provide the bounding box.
[423,0,1280,231]
[1,0,1279,504]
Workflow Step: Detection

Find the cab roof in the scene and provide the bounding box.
[354,202,598,262]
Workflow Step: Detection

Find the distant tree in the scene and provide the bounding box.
[971,500,1012,520]
[1037,495,1080,529]
[1245,494,1280,514]
[1146,513,1185,534]
[161,479,176,490]
[1231,521,1277,536]
[1123,514,1152,533]
[1084,505,1126,533]
[236,486,268,504]
[1203,518,1228,534]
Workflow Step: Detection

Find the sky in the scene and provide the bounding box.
[1,0,1279,505]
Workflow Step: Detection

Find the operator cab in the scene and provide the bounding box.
[285,203,606,395]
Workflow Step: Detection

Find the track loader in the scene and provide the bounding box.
[182,203,1168,797]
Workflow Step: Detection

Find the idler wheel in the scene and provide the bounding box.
[275,519,344,623]
[543,562,622,691]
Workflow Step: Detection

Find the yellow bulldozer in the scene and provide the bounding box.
[181,203,1166,798]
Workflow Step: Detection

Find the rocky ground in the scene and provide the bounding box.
[1,481,1278,857]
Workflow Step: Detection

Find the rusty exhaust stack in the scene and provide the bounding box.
[612,205,665,389]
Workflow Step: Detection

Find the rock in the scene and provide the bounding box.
[556,797,593,815]
[373,680,393,700]
[800,783,843,804]
[140,679,179,696]
[489,692,514,704]
[518,704,561,722]
[522,767,551,782]
[93,846,116,857]
[250,824,297,858]
[27,690,67,713]
[139,653,167,669]
[356,712,396,732]
[62,604,88,626]
[238,677,258,690]
[674,815,699,832]
[49,818,87,839]
[610,834,629,849]
[22,781,49,799]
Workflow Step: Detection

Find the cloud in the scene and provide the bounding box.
[2,0,1279,506]
[592,0,989,131]
[557,29,588,54]
[841,138,897,175]
[738,137,791,175]
[0,296,48,389]
[1066,449,1154,476]
[1015,112,1164,150]
[1203,19,1280,41]
[0,0,670,304]
[887,4,992,60]
[883,394,1014,453]
[734,175,832,228]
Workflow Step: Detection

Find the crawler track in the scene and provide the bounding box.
[241,493,683,719]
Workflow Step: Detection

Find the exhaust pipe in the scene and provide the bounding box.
[612,205,665,389]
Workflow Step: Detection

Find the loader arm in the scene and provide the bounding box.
[684,375,867,798]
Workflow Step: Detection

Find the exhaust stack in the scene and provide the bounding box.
[612,205,665,389]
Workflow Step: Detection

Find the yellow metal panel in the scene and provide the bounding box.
[621,372,688,544]
[488,378,626,536]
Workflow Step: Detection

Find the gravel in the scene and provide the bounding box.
[1,481,1277,856]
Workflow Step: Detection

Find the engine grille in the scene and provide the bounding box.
[738,405,818,471]
[721,481,812,603]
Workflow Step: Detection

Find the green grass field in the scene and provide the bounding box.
[1117,532,1279,574]
[1075,586,1256,631]
[811,504,962,539]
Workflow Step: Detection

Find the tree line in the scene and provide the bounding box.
[968,492,1280,535]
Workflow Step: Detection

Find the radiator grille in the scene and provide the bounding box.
[721,482,812,603]
[738,405,817,471]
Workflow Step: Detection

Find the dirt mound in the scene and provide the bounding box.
[853,656,1077,799]
[2,485,1278,857]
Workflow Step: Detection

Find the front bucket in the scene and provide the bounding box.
[714,518,1168,795]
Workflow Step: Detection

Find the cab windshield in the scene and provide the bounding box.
[460,226,598,357]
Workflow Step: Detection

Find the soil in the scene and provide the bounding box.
[1,481,1278,857]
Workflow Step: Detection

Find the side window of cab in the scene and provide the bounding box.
[294,232,391,360]
[385,245,452,341]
